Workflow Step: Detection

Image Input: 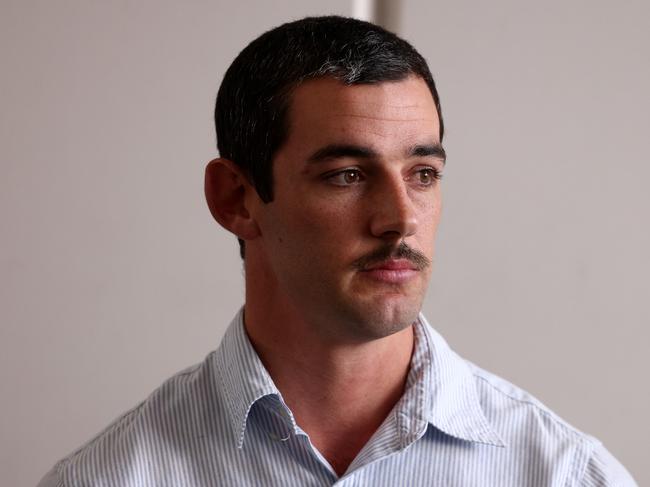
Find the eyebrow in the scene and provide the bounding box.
[306,143,446,165]
[410,144,446,163]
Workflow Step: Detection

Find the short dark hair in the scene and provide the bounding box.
[214,16,444,258]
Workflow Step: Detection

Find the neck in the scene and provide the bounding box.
[243,254,415,475]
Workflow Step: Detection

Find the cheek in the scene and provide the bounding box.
[263,201,335,254]
[277,198,363,267]
[288,191,354,230]
[416,194,441,250]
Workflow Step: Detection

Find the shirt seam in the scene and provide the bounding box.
[566,438,600,487]
[49,365,208,485]
[60,402,145,468]
[472,373,591,443]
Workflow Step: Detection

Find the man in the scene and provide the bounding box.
[39,16,636,486]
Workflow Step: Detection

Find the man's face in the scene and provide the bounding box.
[250,76,444,342]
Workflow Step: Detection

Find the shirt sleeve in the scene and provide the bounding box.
[36,464,64,487]
[580,442,638,487]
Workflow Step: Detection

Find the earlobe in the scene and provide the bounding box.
[204,158,261,240]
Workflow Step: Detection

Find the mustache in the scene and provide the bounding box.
[351,241,431,271]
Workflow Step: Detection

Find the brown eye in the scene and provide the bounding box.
[416,168,441,186]
[343,170,361,184]
[327,169,364,186]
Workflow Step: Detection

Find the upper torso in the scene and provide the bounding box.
[38,310,637,486]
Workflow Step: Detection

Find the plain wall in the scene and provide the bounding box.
[1,1,647,485]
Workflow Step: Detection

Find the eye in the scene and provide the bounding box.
[413,167,442,186]
[326,169,364,186]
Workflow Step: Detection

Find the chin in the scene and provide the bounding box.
[342,297,422,341]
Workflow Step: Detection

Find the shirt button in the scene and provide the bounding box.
[268,430,291,442]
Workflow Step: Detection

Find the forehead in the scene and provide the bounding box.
[281,76,440,156]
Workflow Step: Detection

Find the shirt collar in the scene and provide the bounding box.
[214,308,505,449]
[213,308,287,449]
[411,314,506,447]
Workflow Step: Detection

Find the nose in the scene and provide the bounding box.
[369,177,418,240]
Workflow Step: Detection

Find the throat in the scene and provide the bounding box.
[243,306,417,476]
[286,358,411,477]
[308,413,391,476]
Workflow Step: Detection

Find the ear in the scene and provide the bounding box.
[204,158,261,241]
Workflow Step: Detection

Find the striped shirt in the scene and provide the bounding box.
[39,309,637,486]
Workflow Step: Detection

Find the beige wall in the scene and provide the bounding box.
[1,1,647,485]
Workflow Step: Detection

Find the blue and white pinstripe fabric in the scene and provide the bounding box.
[39,309,637,486]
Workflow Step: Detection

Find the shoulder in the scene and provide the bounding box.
[581,442,638,486]
[39,351,233,486]
[465,360,637,486]
[467,359,587,442]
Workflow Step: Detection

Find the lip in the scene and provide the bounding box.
[360,259,419,284]
[364,259,418,271]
